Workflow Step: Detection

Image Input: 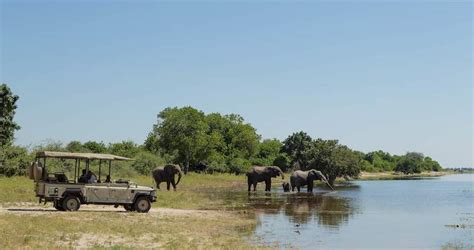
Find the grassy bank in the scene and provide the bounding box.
[0,174,259,249]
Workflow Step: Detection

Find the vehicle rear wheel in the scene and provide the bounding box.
[124,204,135,212]
[134,196,151,213]
[54,199,65,211]
[62,196,81,211]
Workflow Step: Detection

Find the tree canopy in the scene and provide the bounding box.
[0,84,20,147]
[0,97,444,177]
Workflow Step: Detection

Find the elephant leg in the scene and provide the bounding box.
[297,186,301,192]
[166,180,171,191]
[171,178,177,191]
[292,185,295,192]
[253,182,257,191]
[265,179,271,192]
[156,181,161,190]
[308,182,313,193]
[247,178,252,192]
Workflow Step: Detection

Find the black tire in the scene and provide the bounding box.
[62,196,81,211]
[134,196,151,213]
[124,204,135,212]
[53,199,65,211]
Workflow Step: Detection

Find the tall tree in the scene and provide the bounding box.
[0,84,20,147]
[282,131,313,169]
[151,107,211,174]
[307,139,361,185]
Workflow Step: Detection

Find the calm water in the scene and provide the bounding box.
[236,174,473,249]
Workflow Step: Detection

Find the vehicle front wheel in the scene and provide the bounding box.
[54,199,65,211]
[124,204,135,212]
[134,197,151,213]
[62,196,81,211]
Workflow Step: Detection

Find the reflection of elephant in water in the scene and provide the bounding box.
[246,166,284,192]
[290,169,334,192]
[152,164,183,191]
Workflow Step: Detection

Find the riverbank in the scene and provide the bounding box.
[0,174,258,249]
[0,171,455,248]
[357,171,449,180]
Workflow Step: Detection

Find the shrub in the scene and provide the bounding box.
[131,151,165,175]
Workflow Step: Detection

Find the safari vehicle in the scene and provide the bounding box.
[29,151,157,213]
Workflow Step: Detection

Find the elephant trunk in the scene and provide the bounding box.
[175,170,183,186]
[280,170,285,179]
[319,172,335,191]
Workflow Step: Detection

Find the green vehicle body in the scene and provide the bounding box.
[30,151,157,212]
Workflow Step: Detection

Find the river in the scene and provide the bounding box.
[243,174,473,249]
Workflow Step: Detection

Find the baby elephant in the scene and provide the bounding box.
[152,164,183,191]
[290,169,334,192]
[282,182,290,192]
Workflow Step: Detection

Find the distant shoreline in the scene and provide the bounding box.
[357,171,448,180]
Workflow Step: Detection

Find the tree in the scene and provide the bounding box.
[83,141,107,153]
[131,151,165,175]
[0,84,20,147]
[0,145,31,177]
[66,141,85,152]
[108,140,140,158]
[307,139,361,185]
[151,107,211,174]
[395,152,424,174]
[282,131,313,168]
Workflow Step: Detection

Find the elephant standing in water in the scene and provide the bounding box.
[152,164,183,191]
[290,169,334,192]
[246,166,285,192]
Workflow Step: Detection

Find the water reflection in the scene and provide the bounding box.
[246,190,358,229]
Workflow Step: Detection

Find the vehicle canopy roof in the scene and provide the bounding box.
[36,151,131,161]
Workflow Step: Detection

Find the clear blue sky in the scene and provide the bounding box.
[1,1,472,167]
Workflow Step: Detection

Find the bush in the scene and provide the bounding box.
[228,157,251,175]
[0,146,32,177]
[131,151,165,175]
[273,154,290,172]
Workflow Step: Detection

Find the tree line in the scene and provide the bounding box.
[0,83,443,180]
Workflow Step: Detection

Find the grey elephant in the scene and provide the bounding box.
[282,182,290,192]
[246,166,285,192]
[290,169,334,192]
[152,164,183,191]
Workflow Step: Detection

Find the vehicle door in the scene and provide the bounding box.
[108,184,132,203]
[84,185,110,203]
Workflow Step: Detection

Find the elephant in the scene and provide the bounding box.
[246,166,285,192]
[282,182,290,192]
[290,169,334,192]
[152,164,183,191]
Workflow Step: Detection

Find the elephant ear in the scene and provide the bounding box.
[264,167,273,175]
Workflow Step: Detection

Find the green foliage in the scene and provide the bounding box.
[282,131,312,167]
[147,107,260,174]
[306,139,361,185]
[0,84,20,147]
[83,141,107,153]
[272,153,291,172]
[363,150,397,172]
[0,102,444,178]
[0,146,32,177]
[66,141,86,152]
[131,151,165,175]
[150,107,210,173]
[394,152,441,174]
[108,140,140,158]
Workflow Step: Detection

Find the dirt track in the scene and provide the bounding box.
[0,202,224,218]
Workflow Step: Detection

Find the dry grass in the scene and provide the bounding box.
[0,174,264,249]
[0,208,257,249]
